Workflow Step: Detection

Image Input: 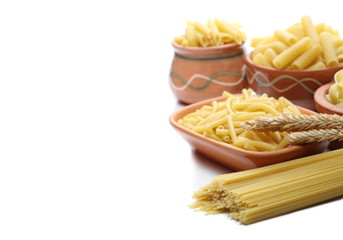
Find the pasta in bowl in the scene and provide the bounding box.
[244,53,343,111]
[245,15,343,111]
[169,90,328,171]
[314,69,343,149]
[170,19,248,104]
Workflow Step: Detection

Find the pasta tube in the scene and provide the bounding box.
[301,15,319,42]
[291,43,322,70]
[273,37,312,69]
[306,60,326,70]
[274,29,298,45]
[252,53,273,68]
[319,31,339,67]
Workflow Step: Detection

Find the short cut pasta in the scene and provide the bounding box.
[174,18,247,47]
[178,89,301,152]
[251,16,343,70]
[326,69,343,107]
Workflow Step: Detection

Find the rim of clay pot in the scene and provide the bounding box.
[244,53,343,74]
[171,40,244,56]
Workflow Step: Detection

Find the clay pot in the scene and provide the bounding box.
[169,41,247,104]
[244,53,343,111]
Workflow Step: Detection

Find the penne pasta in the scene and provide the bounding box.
[175,18,246,47]
[252,53,273,68]
[319,31,338,67]
[220,32,234,44]
[185,25,198,47]
[306,60,326,70]
[263,48,278,65]
[273,37,312,69]
[207,19,221,45]
[193,21,211,40]
[291,43,322,70]
[254,41,288,55]
[301,15,319,42]
[251,16,342,70]
[215,18,246,45]
[286,23,304,40]
[274,29,298,45]
[195,31,210,47]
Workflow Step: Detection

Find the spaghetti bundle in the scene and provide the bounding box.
[190,149,343,224]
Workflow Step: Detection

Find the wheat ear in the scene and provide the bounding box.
[241,113,343,132]
[288,129,343,145]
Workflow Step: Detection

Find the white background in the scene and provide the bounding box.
[0,0,342,239]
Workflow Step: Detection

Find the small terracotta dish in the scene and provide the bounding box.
[244,53,343,111]
[170,96,328,171]
[314,80,343,149]
[169,41,247,104]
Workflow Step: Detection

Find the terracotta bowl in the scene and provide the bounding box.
[244,53,343,111]
[314,81,343,149]
[169,96,329,171]
[169,41,248,104]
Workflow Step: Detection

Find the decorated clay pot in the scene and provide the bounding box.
[169,41,247,104]
[244,53,343,111]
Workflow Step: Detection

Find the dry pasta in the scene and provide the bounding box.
[306,60,326,70]
[291,43,322,70]
[178,89,301,151]
[326,69,343,106]
[251,16,342,69]
[319,31,339,67]
[263,48,278,65]
[252,53,272,68]
[272,37,312,69]
[301,15,319,43]
[174,18,247,47]
[274,30,297,45]
[190,149,343,224]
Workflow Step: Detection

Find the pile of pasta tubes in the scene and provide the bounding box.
[174,19,247,47]
[190,149,343,224]
[327,69,343,107]
[251,15,343,70]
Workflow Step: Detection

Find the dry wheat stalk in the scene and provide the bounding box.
[241,113,343,132]
[288,129,343,145]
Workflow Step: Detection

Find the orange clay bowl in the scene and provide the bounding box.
[244,53,343,111]
[170,96,328,171]
[169,41,247,104]
[314,81,343,149]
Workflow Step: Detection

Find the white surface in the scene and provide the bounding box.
[0,0,342,239]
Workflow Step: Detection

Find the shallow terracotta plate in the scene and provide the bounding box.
[169,96,329,171]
